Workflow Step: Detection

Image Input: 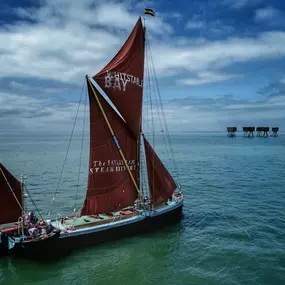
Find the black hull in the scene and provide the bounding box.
[0,246,11,257]
[12,203,183,260]
[0,232,12,257]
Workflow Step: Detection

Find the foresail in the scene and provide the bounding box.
[81,81,138,215]
[143,136,177,205]
[93,17,145,137]
[0,163,22,224]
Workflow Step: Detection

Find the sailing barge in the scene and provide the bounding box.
[10,16,184,258]
[0,163,60,256]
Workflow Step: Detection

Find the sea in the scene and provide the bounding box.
[0,131,284,285]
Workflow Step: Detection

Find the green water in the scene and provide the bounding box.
[0,132,284,285]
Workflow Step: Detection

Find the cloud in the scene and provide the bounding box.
[224,94,285,109]
[0,92,88,133]
[166,12,183,20]
[1,0,285,135]
[255,6,281,21]
[151,31,285,85]
[223,0,262,9]
[13,0,173,34]
[1,0,285,139]
[15,1,134,30]
[207,21,235,36]
[185,19,235,38]
[143,93,285,132]
[280,76,285,84]
[0,0,172,86]
[178,71,238,86]
[255,77,285,111]
[0,0,285,90]
[1,89,285,134]
[185,20,205,29]
[9,81,73,93]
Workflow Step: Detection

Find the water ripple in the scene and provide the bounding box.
[1,133,285,285]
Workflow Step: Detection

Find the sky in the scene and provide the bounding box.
[0,0,285,133]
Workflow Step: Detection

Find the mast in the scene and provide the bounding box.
[137,20,147,197]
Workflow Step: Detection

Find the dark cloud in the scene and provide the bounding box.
[0,108,23,117]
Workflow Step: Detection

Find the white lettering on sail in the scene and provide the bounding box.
[89,160,136,174]
[104,70,143,91]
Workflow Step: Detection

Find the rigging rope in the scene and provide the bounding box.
[145,35,170,162]
[74,85,88,212]
[24,185,45,223]
[48,79,86,216]
[145,33,181,187]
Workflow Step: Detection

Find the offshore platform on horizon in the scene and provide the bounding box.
[226,127,279,137]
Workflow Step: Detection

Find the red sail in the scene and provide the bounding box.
[0,163,22,224]
[93,17,145,137]
[143,136,177,205]
[81,81,138,215]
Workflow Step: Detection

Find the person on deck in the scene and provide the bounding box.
[28,227,40,238]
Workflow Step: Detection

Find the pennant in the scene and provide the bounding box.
[144,8,155,17]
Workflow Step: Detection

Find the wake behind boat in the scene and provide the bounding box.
[10,14,184,259]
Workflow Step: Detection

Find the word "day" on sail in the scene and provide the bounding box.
[105,70,143,91]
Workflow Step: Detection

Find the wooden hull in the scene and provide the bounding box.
[11,200,183,260]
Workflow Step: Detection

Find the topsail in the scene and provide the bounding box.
[93,18,145,138]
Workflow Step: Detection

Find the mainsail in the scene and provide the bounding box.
[81,81,138,215]
[0,163,23,224]
[143,136,177,205]
[93,17,145,138]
